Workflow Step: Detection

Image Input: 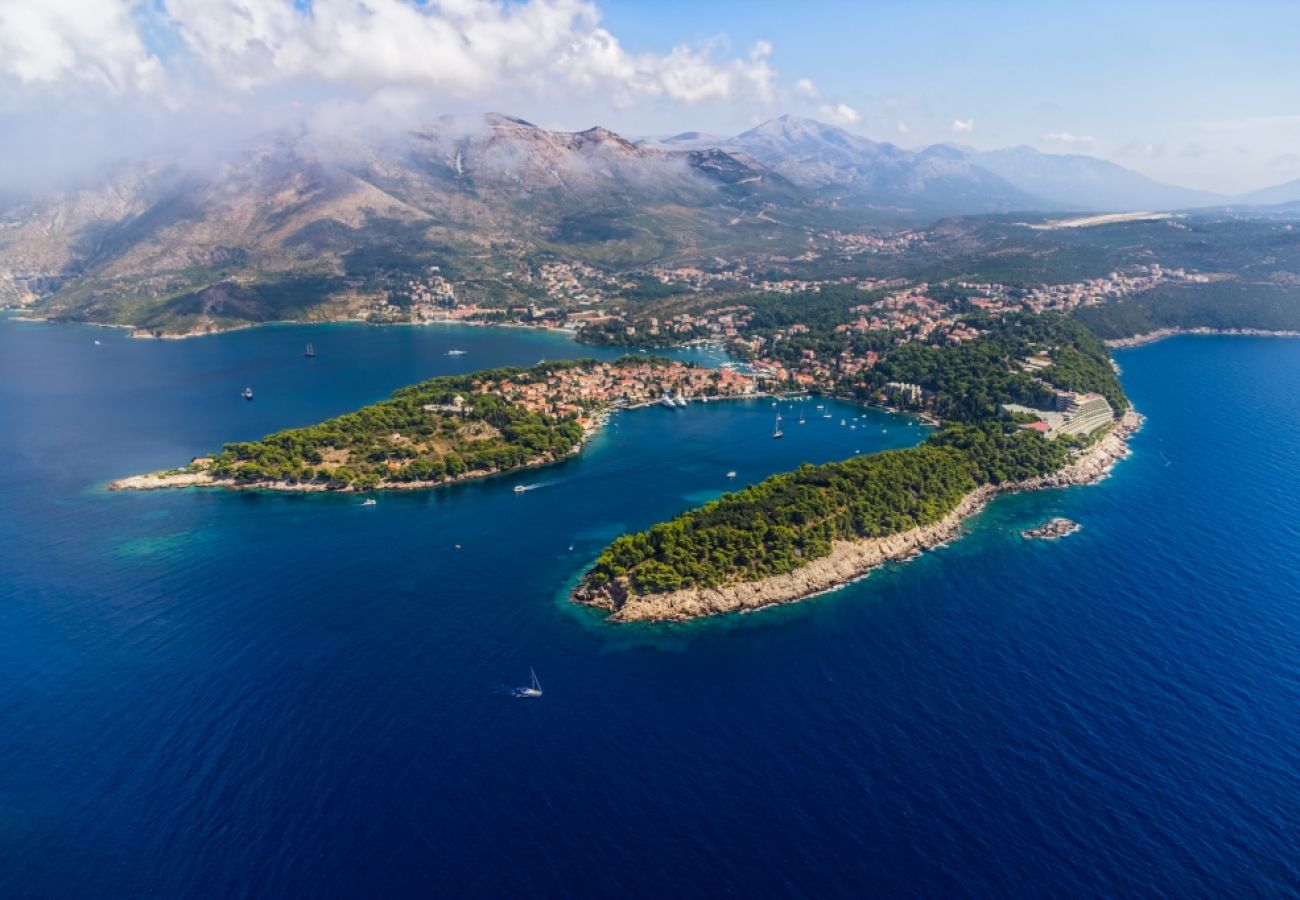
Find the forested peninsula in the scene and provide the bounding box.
[572,315,1137,621]
[110,358,756,493]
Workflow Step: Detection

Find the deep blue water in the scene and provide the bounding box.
[2,319,1300,897]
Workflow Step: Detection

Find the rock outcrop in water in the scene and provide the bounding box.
[573,410,1142,623]
[1021,518,1081,540]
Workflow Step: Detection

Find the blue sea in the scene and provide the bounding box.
[2,318,1299,897]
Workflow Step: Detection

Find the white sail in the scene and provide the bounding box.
[516,667,543,697]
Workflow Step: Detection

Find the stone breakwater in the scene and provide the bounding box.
[1106,328,1300,349]
[573,410,1143,623]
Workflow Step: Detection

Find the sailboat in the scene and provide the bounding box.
[515,668,543,698]
[773,411,784,440]
[798,409,806,425]
[304,342,316,358]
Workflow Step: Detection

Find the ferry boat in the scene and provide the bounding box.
[514,668,543,698]
[242,387,254,400]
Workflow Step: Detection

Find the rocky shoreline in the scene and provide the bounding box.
[573,410,1143,623]
[1105,327,1300,349]
[108,429,601,494]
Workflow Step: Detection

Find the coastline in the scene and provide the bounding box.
[108,414,610,494]
[6,311,582,342]
[572,409,1143,623]
[1105,327,1300,349]
[107,391,773,494]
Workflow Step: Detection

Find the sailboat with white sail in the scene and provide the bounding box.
[515,668,543,698]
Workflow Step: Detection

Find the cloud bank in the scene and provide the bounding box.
[0,0,778,108]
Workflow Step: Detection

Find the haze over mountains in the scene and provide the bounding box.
[651,114,1297,214]
[3,112,1300,320]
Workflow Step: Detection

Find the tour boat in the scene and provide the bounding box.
[675,395,688,407]
[660,395,677,408]
[362,498,377,506]
[726,470,737,479]
[515,668,543,698]
[304,343,316,357]
[773,412,784,439]
[446,349,467,356]
[242,387,254,400]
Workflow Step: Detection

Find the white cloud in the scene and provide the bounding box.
[794,77,819,99]
[161,0,776,104]
[896,121,910,135]
[0,0,780,111]
[818,102,860,126]
[1041,130,1094,147]
[0,0,163,94]
[951,118,974,133]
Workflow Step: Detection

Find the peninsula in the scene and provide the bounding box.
[572,314,1136,622]
[110,358,756,493]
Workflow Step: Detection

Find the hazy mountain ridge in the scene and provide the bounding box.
[968,145,1226,211]
[0,115,826,321]
[647,114,1295,215]
[4,111,1300,328]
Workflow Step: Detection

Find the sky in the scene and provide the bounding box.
[1,0,1298,194]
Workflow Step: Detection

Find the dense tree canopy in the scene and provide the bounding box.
[208,362,593,488]
[581,315,1129,595]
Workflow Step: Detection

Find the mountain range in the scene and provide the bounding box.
[3,112,1299,329]
[648,114,1297,214]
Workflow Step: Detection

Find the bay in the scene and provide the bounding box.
[2,319,1299,896]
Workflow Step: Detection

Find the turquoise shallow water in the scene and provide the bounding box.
[2,318,1299,896]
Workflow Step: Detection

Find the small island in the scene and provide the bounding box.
[110,358,756,493]
[1022,518,1081,540]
